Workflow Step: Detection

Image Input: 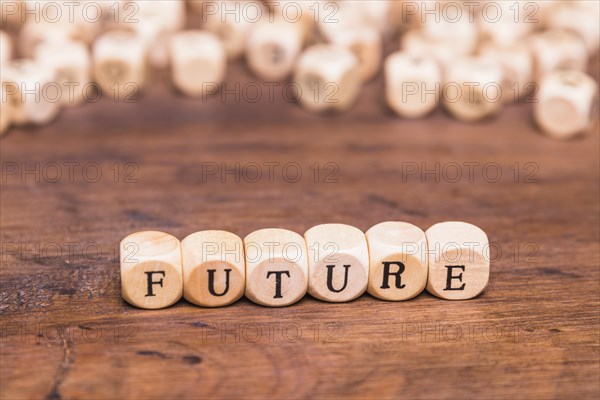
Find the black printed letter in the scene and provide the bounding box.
[207,268,231,297]
[145,271,166,297]
[266,270,290,299]
[443,265,466,291]
[326,264,351,293]
[380,261,406,289]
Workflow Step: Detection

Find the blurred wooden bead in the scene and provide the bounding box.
[244,228,308,307]
[182,231,245,307]
[131,0,186,69]
[294,44,361,113]
[98,0,130,31]
[533,0,561,28]
[1,59,61,126]
[385,51,441,118]
[443,57,504,122]
[0,86,11,136]
[203,0,262,60]
[246,20,302,81]
[366,222,428,301]
[120,231,183,309]
[534,70,599,140]
[169,30,226,97]
[188,0,208,13]
[93,30,146,98]
[426,222,490,300]
[264,0,316,44]
[28,2,102,44]
[529,30,587,81]
[0,30,13,65]
[0,0,22,27]
[572,0,600,15]
[35,40,91,106]
[401,30,455,76]
[329,26,382,82]
[477,1,533,47]
[419,15,477,56]
[322,0,391,34]
[479,41,534,103]
[133,23,172,70]
[317,3,365,41]
[304,224,369,302]
[134,0,186,32]
[19,20,79,58]
[547,3,599,55]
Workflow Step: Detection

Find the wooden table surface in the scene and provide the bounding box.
[1,60,599,399]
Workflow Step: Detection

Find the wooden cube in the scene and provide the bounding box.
[35,40,91,106]
[304,224,369,302]
[188,0,207,13]
[477,2,533,47]
[319,0,390,36]
[317,3,365,41]
[135,0,186,32]
[425,222,490,300]
[246,20,302,81]
[31,2,102,45]
[443,56,504,121]
[366,222,428,301]
[573,0,600,16]
[478,41,534,103]
[244,228,308,307]
[120,231,183,309]
[0,86,11,136]
[547,3,599,55]
[18,20,79,59]
[72,12,102,45]
[169,30,226,97]
[1,59,61,126]
[132,23,172,70]
[529,30,588,81]
[400,30,455,77]
[0,30,13,65]
[264,0,316,44]
[385,51,441,118]
[533,0,562,28]
[131,0,186,69]
[98,0,130,31]
[1,0,22,27]
[419,14,477,56]
[329,26,382,82]
[93,30,146,99]
[355,0,391,32]
[293,44,361,113]
[203,0,261,60]
[534,70,599,139]
[181,230,245,307]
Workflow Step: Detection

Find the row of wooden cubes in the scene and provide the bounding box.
[120,221,490,309]
[1,26,597,140]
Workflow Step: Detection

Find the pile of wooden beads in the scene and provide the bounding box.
[0,1,598,139]
[120,221,490,309]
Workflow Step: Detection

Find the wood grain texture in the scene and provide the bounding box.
[1,58,599,399]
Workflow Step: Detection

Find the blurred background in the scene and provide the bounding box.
[0,0,598,139]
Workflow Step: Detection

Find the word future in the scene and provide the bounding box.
[120,221,490,309]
